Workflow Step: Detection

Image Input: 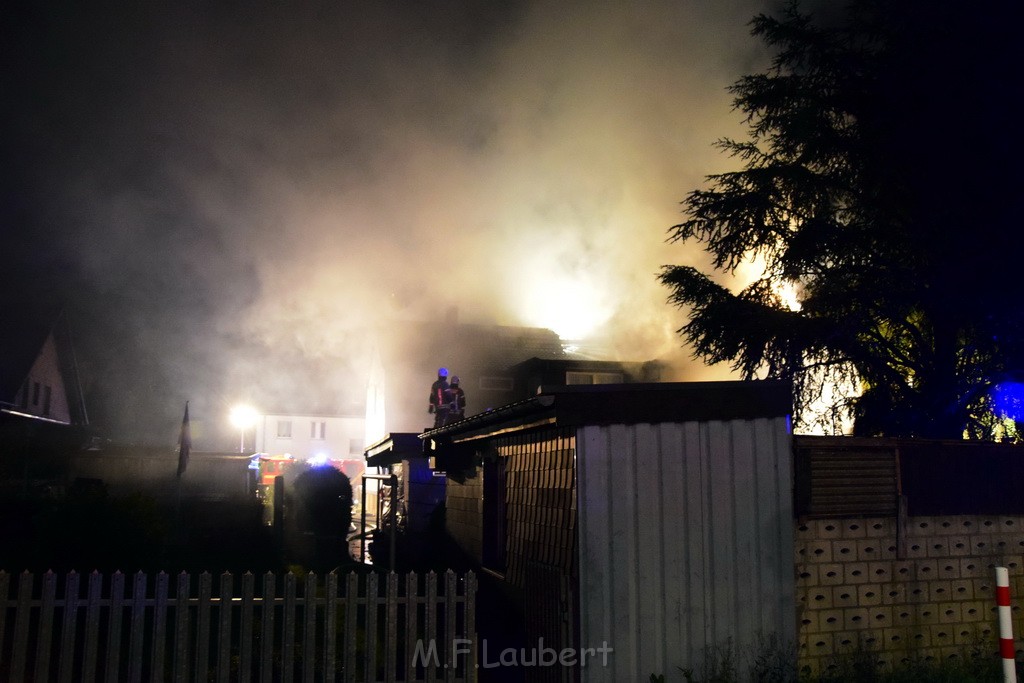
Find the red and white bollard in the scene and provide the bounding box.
[996,566,1018,683]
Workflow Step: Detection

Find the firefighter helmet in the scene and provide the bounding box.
[451,375,460,386]
[438,367,449,377]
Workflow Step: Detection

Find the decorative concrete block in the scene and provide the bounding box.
[937,560,960,579]
[972,577,994,598]
[882,627,908,649]
[832,587,857,608]
[857,584,883,606]
[856,539,886,561]
[927,580,952,603]
[805,632,834,654]
[959,558,985,578]
[818,563,844,585]
[815,521,844,539]
[818,609,844,632]
[867,561,893,582]
[926,539,950,557]
[843,607,870,630]
[914,604,939,624]
[904,580,929,603]
[881,583,906,605]
[802,541,833,563]
[907,628,931,648]
[950,579,973,600]
[937,602,962,624]
[914,559,939,580]
[953,624,982,645]
[906,517,933,536]
[903,541,928,558]
[893,607,915,626]
[928,624,955,644]
[867,606,893,628]
[959,600,986,623]
[796,564,819,585]
[807,589,833,610]
[843,562,870,584]
[864,519,893,538]
[841,521,868,538]
[832,540,857,562]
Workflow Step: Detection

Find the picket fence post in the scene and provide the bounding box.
[0,568,476,683]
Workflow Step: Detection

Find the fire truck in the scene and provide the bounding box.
[249,453,365,525]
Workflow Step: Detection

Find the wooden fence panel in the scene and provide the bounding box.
[58,570,79,683]
[128,572,146,683]
[10,572,31,681]
[217,572,233,683]
[0,569,476,683]
[239,572,255,683]
[37,571,58,682]
[151,571,169,680]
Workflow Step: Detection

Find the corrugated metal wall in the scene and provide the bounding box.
[575,417,795,682]
[502,427,576,588]
[793,436,898,518]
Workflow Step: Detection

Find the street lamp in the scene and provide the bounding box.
[229,404,259,454]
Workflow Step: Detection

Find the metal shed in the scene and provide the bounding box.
[423,380,795,682]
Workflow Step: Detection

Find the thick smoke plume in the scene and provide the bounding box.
[2,0,773,445]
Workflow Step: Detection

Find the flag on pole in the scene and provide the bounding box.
[177,401,191,476]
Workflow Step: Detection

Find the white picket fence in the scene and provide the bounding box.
[0,569,476,682]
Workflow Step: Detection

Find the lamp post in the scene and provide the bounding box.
[229,404,259,454]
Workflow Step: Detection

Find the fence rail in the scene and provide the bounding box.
[0,569,476,683]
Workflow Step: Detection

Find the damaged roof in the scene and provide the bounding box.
[421,380,792,443]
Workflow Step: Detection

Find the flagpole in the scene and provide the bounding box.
[176,401,191,529]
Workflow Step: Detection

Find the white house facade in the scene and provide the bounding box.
[253,412,365,461]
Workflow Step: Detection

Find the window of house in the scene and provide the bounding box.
[311,421,326,439]
[277,420,292,438]
[42,386,52,417]
[32,382,40,405]
[480,376,513,391]
[565,371,623,385]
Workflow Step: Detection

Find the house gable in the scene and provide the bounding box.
[0,310,87,426]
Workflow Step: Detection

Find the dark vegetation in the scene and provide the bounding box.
[0,461,362,576]
[660,0,1023,439]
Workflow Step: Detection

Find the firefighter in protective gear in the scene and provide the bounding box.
[447,375,466,423]
[428,367,451,428]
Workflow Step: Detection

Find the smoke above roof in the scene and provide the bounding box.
[2,0,771,444]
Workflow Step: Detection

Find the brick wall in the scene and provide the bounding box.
[795,514,1024,675]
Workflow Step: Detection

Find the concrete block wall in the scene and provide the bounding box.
[795,515,1024,675]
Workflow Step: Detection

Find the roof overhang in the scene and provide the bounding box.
[419,380,792,475]
[364,432,424,467]
[422,380,791,444]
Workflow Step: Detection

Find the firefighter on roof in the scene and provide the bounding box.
[448,375,466,424]
[428,367,451,428]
